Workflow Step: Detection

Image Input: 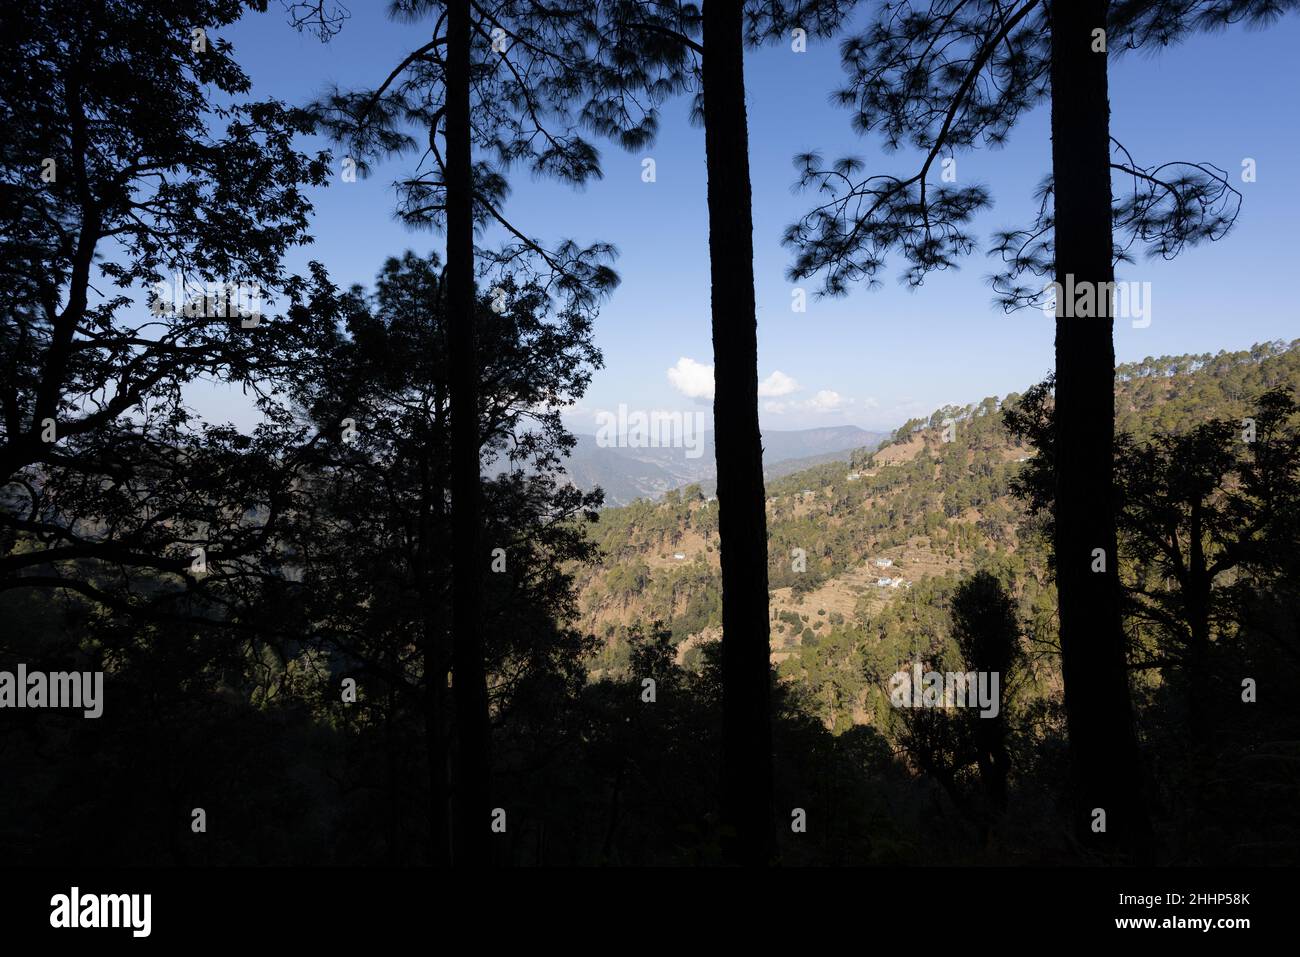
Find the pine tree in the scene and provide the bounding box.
[588,0,856,865]
[781,0,1296,857]
[292,0,624,864]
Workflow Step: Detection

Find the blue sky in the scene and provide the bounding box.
[195,3,1300,434]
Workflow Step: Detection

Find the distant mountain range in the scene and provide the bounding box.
[559,425,888,506]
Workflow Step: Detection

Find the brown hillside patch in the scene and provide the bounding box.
[872,433,926,466]
[641,528,718,570]
[769,536,974,648]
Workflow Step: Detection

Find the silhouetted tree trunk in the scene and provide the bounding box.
[1185,499,1212,746]
[422,620,452,864]
[1182,498,1214,825]
[702,0,774,866]
[1049,0,1152,859]
[418,420,452,866]
[446,0,491,867]
[384,657,400,864]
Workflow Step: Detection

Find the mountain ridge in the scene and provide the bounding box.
[560,424,888,506]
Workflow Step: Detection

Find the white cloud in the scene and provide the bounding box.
[758,370,800,397]
[762,389,855,416]
[666,361,852,416]
[806,389,849,413]
[666,356,715,400]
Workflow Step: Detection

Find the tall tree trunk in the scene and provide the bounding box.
[384,660,399,864]
[446,0,491,867]
[702,0,774,866]
[418,427,452,866]
[1185,499,1212,746]
[422,620,452,865]
[1049,0,1152,860]
[1184,499,1213,823]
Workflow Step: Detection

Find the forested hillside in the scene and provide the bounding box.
[578,340,1300,736]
